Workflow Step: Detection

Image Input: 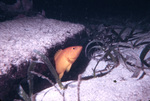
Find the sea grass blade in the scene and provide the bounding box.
[85,40,103,57]
[18,85,31,101]
[140,44,150,67]
[118,27,126,41]
[33,49,64,89]
[87,45,103,59]
[27,61,36,99]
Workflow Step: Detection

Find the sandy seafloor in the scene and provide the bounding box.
[36,18,150,101]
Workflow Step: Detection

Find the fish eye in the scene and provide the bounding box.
[73,47,75,50]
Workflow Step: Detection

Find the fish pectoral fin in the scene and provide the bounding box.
[66,64,72,72]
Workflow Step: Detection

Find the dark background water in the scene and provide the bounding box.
[0,0,150,22]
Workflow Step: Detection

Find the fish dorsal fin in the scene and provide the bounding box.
[54,49,63,61]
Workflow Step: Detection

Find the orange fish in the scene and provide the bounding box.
[54,46,82,79]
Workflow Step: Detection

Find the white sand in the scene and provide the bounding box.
[36,25,150,101]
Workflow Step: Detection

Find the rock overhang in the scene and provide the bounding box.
[0,17,86,75]
[0,16,87,100]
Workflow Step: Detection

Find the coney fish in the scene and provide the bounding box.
[54,46,82,79]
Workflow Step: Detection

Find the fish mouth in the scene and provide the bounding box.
[77,46,83,51]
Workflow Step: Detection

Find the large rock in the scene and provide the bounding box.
[0,17,85,75]
[0,16,85,100]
